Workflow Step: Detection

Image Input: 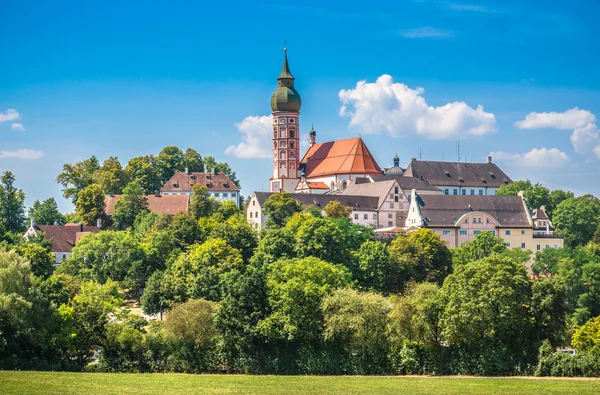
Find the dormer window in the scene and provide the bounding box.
[444,171,451,177]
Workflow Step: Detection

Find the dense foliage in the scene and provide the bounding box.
[1,171,600,376]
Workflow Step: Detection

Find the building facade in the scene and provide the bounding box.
[161,171,241,206]
[24,222,102,264]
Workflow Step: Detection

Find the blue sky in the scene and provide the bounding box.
[2,0,600,212]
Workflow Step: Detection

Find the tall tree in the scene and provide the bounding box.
[553,195,600,248]
[497,180,550,209]
[183,148,205,173]
[28,197,66,226]
[0,171,26,233]
[189,185,219,220]
[156,146,185,184]
[95,156,129,195]
[112,180,149,230]
[204,156,241,189]
[56,156,100,203]
[125,155,162,194]
[324,201,352,219]
[75,184,105,226]
[263,192,302,228]
[548,189,574,217]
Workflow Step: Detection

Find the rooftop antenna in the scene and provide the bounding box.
[457,141,461,162]
[442,153,445,161]
[418,148,422,160]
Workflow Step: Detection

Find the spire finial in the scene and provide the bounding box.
[284,39,287,52]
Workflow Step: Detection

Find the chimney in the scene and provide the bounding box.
[97,218,102,229]
[79,223,84,232]
[155,190,161,197]
[487,155,492,164]
[185,166,189,175]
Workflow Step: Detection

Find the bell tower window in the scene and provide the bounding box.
[289,129,295,138]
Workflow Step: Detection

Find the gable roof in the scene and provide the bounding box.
[104,194,189,215]
[404,159,512,188]
[299,137,383,178]
[414,195,531,228]
[341,179,397,208]
[372,175,443,192]
[253,192,379,212]
[161,172,240,193]
[32,225,101,253]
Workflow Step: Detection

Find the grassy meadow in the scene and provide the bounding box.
[0,371,599,395]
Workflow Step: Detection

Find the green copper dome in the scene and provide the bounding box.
[270,49,302,112]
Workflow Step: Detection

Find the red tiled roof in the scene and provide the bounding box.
[300,137,383,178]
[34,225,100,253]
[161,172,240,193]
[104,194,189,215]
[306,182,329,189]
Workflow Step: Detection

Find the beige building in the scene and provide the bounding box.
[404,190,561,254]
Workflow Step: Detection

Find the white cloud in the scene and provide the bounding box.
[0,149,44,160]
[515,107,595,130]
[0,109,21,123]
[594,145,600,159]
[446,3,499,12]
[225,115,273,159]
[399,27,454,39]
[10,123,25,131]
[338,74,497,139]
[570,123,600,154]
[491,148,570,168]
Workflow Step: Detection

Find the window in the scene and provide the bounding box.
[444,189,449,195]
[214,193,220,197]
[252,200,255,206]
[554,244,558,249]
[231,193,236,197]
[505,230,511,236]
[289,118,295,123]
[473,218,477,224]
[537,244,541,251]
[442,230,451,235]
[62,254,67,259]
[389,193,394,199]
[474,230,481,235]
[223,193,228,198]
[453,189,458,195]
[521,230,525,235]
[462,189,466,195]
[354,214,359,220]
[342,181,348,189]
[470,189,475,195]
[506,242,511,247]
[479,189,483,195]
[388,213,393,219]
[373,214,377,220]
[255,212,258,218]
[390,203,394,209]
[364,214,368,220]
[460,230,468,235]
[250,212,253,218]
[330,182,335,190]
[394,196,399,202]
[477,218,482,224]
[289,130,295,138]
[521,243,526,249]
[545,245,549,249]
[394,187,399,193]
[431,230,437,233]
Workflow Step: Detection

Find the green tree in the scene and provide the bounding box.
[56,156,100,203]
[440,255,533,374]
[75,184,105,226]
[263,192,302,228]
[189,185,219,220]
[452,231,509,266]
[169,238,244,302]
[250,227,295,267]
[183,148,205,173]
[258,257,351,343]
[28,197,66,226]
[15,243,55,278]
[530,277,567,347]
[204,156,240,190]
[38,273,81,307]
[167,213,205,248]
[592,222,600,244]
[572,316,600,355]
[141,270,186,318]
[497,180,550,209]
[125,155,162,194]
[112,180,149,230]
[548,189,575,217]
[553,195,600,248]
[353,240,394,293]
[216,200,240,219]
[0,171,26,233]
[532,247,571,275]
[156,146,185,183]
[324,201,352,219]
[291,214,349,264]
[322,288,391,373]
[96,156,129,195]
[211,213,258,263]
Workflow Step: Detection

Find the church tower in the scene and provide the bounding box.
[269,47,301,193]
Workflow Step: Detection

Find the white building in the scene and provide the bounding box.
[160,171,241,206]
[24,221,101,264]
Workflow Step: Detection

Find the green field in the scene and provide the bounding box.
[0,372,599,395]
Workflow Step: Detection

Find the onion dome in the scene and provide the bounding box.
[270,48,302,112]
[385,154,404,176]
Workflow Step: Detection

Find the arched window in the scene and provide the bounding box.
[290,141,295,149]
[280,162,286,169]
[341,181,348,189]
[330,182,335,190]
[273,141,277,149]
[289,129,295,138]
[273,128,278,138]
[280,150,286,160]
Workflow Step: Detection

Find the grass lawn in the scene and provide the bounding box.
[0,371,599,395]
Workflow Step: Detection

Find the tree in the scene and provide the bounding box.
[592,222,600,245]
[189,185,219,220]
[548,189,574,217]
[112,180,149,230]
[183,148,205,173]
[497,180,550,210]
[28,197,66,226]
[353,240,394,293]
[572,316,600,355]
[553,195,600,248]
[15,243,55,278]
[250,228,295,267]
[452,231,509,266]
[263,192,302,228]
[38,273,81,307]
[292,214,348,264]
[0,171,26,233]
[96,156,128,195]
[216,200,240,219]
[56,156,100,203]
[204,156,240,190]
[324,201,352,219]
[156,146,185,183]
[167,213,205,248]
[169,238,244,302]
[125,155,162,194]
[322,288,391,373]
[141,270,186,318]
[258,257,351,343]
[440,255,533,374]
[75,184,105,226]
[530,277,567,347]
[532,247,571,275]
[210,213,258,263]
